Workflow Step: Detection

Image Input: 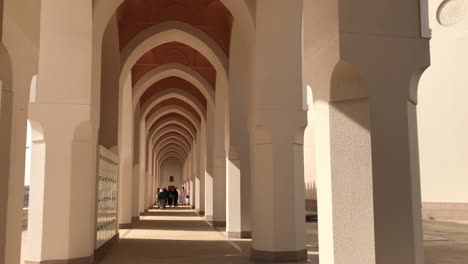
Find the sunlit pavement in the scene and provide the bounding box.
[20,208,468,264]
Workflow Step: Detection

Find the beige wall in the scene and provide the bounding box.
[418,0,468,204]
[160,157,182,189]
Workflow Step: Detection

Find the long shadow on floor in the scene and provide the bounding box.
[97,239,252,264]
[141,211,199,217]
[131,219,215,231]
[100,207,316,264]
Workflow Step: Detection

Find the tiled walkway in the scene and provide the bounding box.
[20,208,468,263]
[97,206,316,264]
[424,220,468,264]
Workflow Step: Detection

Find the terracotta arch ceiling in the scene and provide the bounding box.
[154,142,190,161]
[117,0,233,55]
[153,136,191,155]
[154,131,191,150]
[132,42,217,88]
[160,153,185,164]
[145,98,202,123]
[161,156,183,166]
[156,140,190,157]
[158,144,188,157]
[151,123,195,142]
[149,113,197,137]
[139,76,208,109]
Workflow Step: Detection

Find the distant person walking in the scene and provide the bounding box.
[174,187,179,207]
[168,188,174,207]
[179,187,186,205]
[164,188,168,206]
[157,189,167,210]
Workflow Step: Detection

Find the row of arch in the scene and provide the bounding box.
[0,0,435,264]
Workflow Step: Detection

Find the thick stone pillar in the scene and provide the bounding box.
[226,147,243,237]
[132,105,141,221]
[118,77,133,227]
[203,108,214,217]
[25,1,96,262]
[361,46,429,264]
[2,1,40,262]
[227,21,252,238]
[250,1,307,262]
[212,75,227,227]
[0,42,13,264]
[138,117,147,213]
[189,177,194,207]
[314,61,376,263]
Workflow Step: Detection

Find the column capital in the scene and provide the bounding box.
[251,108,307,145]
[341,34,430,104]
[28,102,96,141]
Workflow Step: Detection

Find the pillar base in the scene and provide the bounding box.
[94,233,119,262]
[131,216,139,223]
[119,223,132,229]
[25,255,94,264]
[196,210,205,216]
[212,221,226,227]
[207,219,226,227]
[250,248,307,263]
[227,231,252,239]
[205,215,213,221]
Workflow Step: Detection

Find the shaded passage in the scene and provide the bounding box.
[98,206,254,264]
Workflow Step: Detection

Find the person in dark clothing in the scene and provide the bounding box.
[163,188,168,206]
[157,189,167,209]
[167,188,174,207]
[174,187,179,207]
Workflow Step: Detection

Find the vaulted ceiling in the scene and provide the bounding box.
[118,0,233,163]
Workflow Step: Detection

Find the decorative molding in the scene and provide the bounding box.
[437,0,466,27]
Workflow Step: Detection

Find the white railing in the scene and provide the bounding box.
[95,146,119,249]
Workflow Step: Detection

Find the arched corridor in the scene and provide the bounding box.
[2,0,468,263]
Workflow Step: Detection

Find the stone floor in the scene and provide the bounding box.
[423,220,468,264]
[20,207,468,263]
[97,206,314,264]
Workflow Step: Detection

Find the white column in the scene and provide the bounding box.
[132,106,141,221]
[365,61,428,264]
[3,1,41,261]
[332,4,429,263]
[212,74,227,227]
[250,1,307,262]
[25,1,96,262]
[116,28,134,229]
[196,128,206,212]
[227,20,253,238]
[204,108,214,217]
[226,147,242,237]
[146,133,153,208]
[138,118,147,213]
[189,177,194,207]
[314,81,375,263]
[0,41,14,264]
